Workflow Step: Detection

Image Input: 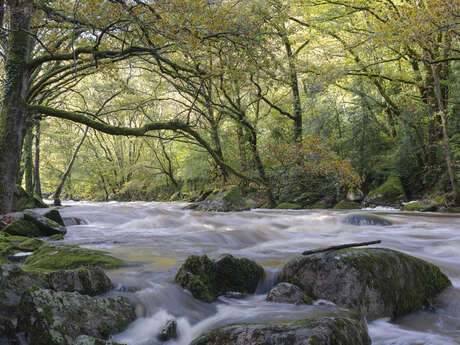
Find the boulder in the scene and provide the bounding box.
[17,288,135,345]
[175,254,264,302]
[0,265,113,319]
[275,202,302,210]
[191,310,370,345]
[158,320,178,341]
[2,218,42,237]
[266,282,312,305]
[333,200,360,210]
[24,210,67,236]
[23,244,125,271]
[63,216,86,226]
[13,185,48,211]
[343,213,392,226]
[403,199,443,212]
[43,209,65,226]
[364,177,406,207]
[279,248,451,320]
[199,186,248,212]
[0,233,45,263]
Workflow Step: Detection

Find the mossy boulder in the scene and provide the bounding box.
[175,254,264,302]
[0,233,45,263]
[266,282,313,305]
[43,209,65,226]
[191,309,370,345]
[47,268,113,296]
[403,198,444,212]
[343,213,392,226]
[24,210,67,236]
[276,202,302,210]
[279,248,451,320]
[364,177,406,207]
[198,186,249,212]
[23,244,125,271]
[333,200,361,210]
[13,185,48,211]
[3,218,42,237]
[17,288,135,345]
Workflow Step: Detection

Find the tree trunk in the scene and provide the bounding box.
[431,64,459,203]
[34,120,42,197]
[23,122,34,194]
[0,0,34,214]
[54,126,89,206]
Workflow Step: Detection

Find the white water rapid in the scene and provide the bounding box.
[57,201,460,345]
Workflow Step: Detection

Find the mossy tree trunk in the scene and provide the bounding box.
[0,0,34,213]
[23,121,34,194]
[34,120,42,197]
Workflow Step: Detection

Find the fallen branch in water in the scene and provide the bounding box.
[302,240,381,255]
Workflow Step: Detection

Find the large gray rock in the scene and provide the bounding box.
[43,209,65,226]
[0,265,113,319]
[343,213,392,226]
[191,310,370,345]
[24,210,67,236]
[17,288,135,345]
[175,254,264,302]
[266,282,312,305]
[198,186,248,212]
[364,177,406,207]
[279,248,451,320]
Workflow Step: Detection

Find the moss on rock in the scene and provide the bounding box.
[364,177,406,207]
[3,218,42,237]
[23,245,125,272]
[333,200,361,210]
[276,202,302,210]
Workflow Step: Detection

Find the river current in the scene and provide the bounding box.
[56,201,460,345]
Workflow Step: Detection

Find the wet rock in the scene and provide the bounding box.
[0,315,17,345]
[2,218,42,237]
[403,199,442,212]
[158,320,178,341]
[74,335,126,345]
[279,248,451,320]
[333,200,360,210]
[63,216,86,226]
[364,177,406,207]
[343,213,392,226]
[47,268,114,296]
[23,210,67,236]
[17,288,135,345]
[0,265,113,319]
[266,282,312,305]
[23,244,125,271]
[50,233,65,241]
[175,254,264,302]
[0,233,45,263]
[191,310,370,345]
[199,186,248,212]
[43,209,65,226]
[13,185,48,211]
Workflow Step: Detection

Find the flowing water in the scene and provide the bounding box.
[56,201,460,345]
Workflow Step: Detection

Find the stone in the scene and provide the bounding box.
[24,210,67,236]
[191,310,370,345]
[74,335,125,345]
[343,213,392,226]
[333,200,361,210]
[403,200,441,212]
[23,244,125,271]
[275,202,302,209]
[62,217,86,226]
[199,186,248,212]
[364,177,406,207]
[43,209,65,226]
[158,320,178,341]
[2,218,42,237]
[266,282,312,305]
[17,288,135,345]
[279,248,451,320]
[12,185,48,211]
[175,254,264,302]
[47,267,114,296]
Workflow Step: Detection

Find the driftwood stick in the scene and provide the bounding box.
[302,240,381,255]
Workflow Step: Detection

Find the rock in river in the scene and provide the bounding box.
[343,213,392,226]
[17,288,135,345]
[279,248,451,320]
[191,309,371,345]
[175,254,264,302]
[266,282,312,305]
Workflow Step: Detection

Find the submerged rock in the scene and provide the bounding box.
[18,288,135,345]
[279,248,451,320]
[158,320,178,341]
[343,213,392,226]
[191,310,370,345]
[364,177,406,207]
[23,244,125,271]
[266,282,312,305]
[175,254,264,302]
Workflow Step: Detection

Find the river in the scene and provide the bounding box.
[56,201,460,345]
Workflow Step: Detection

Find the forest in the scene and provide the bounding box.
[1,0,459,212]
